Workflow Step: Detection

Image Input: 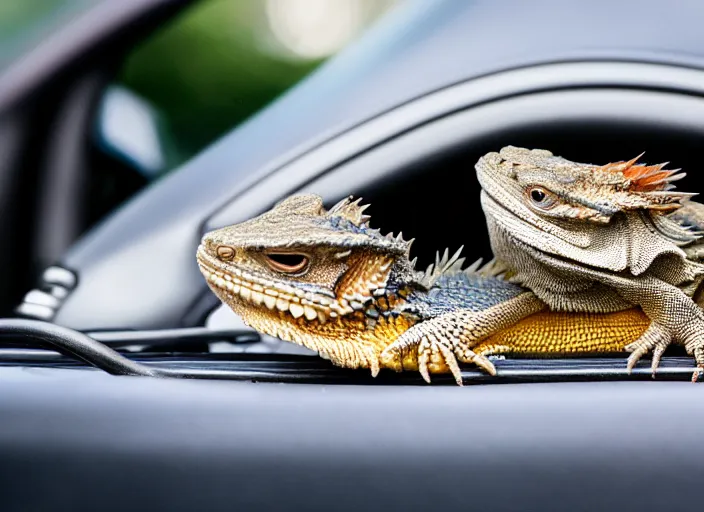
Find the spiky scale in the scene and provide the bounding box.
[465,258,483,273]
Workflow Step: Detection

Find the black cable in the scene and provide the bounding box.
[0,318,163,377]
[0,319,277,380]
[0,319,287,380]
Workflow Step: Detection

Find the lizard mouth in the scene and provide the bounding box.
[196,244,340,322]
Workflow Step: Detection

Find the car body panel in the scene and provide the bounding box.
[0,373,700,511]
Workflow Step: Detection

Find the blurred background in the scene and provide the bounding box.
[1,0,397,174]
[119,0,397,163]
[0,0,399,313]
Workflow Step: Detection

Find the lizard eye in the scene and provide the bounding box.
[526,186,557,209]
[264,252,310,274]
[217,245,235,261]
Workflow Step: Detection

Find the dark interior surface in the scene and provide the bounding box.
[311,122,704,270]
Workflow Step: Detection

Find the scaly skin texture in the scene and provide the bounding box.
[475,309,649,356]
[197,193,655,384]
[470,146,704,382]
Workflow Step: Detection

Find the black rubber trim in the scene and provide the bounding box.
[86,326,259,348]
[0,340,697,384]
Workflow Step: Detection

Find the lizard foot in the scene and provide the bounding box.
[379,313,495,386]
[625,323,670,378]
[625,321,704,382]
[379,293,543,384]
[685,340,704,383]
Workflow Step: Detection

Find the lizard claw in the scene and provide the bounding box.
[383,329,466,385]
[369,355,380,378]
[625,322,670,376]
[625,320,704,382]
[415,339,497,385]
[380,296,544,383]
[380,318,497,385]
[416,334,463,385]
[689,346,704,383]
[454,344,497,376]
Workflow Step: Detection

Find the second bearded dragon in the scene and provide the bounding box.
[384,147,704,382]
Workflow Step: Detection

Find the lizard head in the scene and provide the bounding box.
[196,194,419,369]
[476,146,692,224]
[475,146,703,277]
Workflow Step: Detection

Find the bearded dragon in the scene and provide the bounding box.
[196,194,655,385]
[388,146,704,382]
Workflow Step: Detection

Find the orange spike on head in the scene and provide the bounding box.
[601,153,685,192]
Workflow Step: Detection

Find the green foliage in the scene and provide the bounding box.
[118,0,322,158]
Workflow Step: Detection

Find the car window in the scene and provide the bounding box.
[96,0,397,179]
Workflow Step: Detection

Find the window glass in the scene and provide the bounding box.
[103,0,397,177]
